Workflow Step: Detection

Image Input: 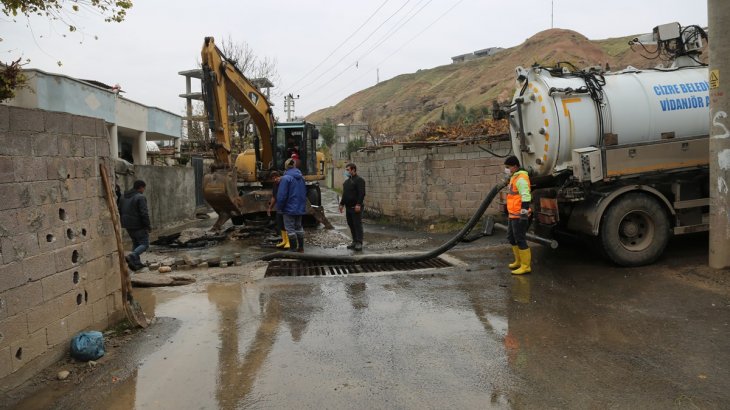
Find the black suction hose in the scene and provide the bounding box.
[260,180,508,263]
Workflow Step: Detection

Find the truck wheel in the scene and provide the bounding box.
[600,193,670,266]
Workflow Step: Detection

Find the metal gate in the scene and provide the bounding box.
[192,156,206,208]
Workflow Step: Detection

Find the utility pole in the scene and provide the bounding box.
[551,0,554,29]
[377,68,380,84]
[284,93,299,122]
[709,0,730,268]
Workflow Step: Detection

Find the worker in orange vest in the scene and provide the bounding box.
[504,155,532,274]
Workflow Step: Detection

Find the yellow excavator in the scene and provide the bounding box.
[200,37,329,231]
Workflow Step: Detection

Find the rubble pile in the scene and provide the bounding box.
[409,118,509,142]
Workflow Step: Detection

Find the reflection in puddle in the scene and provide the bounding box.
[104,276,516,409]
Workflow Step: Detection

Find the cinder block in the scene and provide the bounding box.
[104,265,121,296]
[45,318,68,347]
[36,227,65,254]
[0,289,7,320]
[12,156,47,182]
[61,223,84,247]
[91,298,107,326]
[0,313,28,349]
[1,233,40,264]
[83,137,96,157]
[85,256,108,282]
[75,158,96,179]
[18,206,50,234]
[57,291,82,318]
[0,347,10,379]
[10,329,48,372]
[75,198,95,221]
[0,106,8,132]
[45,112,72,134]
[52,245,83,273]
[22,252,56,282]
[82,238,108,261]
[49,202,78,226]
[94,119,107,138]
[28,180,61,206]
[9,107,44,132]
[96,138,110,157]
[0,156,13,183]
[5,281,42,317]
[26,300,58,333]
[0,262,27,293]
[85,176,100,198]
[57,135,84,157]
[71,116,96,137]
[41,269,81,302]
[60,178,86,202]
[65,307,92,335]
[30,133,59,157]
[0,209,20,237]
[0,183,30,211]
[46,157,70,181]
[0,131,32,156]
[85,278,105,304]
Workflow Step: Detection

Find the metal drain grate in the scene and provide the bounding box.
[265,258,452,277]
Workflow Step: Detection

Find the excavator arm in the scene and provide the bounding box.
[201,37,276,169]
[200,37,277,229]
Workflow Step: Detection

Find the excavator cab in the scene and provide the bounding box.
[273,121,320,176]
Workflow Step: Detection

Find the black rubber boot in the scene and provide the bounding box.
[289,235,298,252]
[296,234,304,253]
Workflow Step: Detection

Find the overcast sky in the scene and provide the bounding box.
[4,0,708,120]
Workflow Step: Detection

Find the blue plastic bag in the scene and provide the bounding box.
[70,331,105,361]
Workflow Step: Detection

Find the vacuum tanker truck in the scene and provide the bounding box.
[497,22,710,266]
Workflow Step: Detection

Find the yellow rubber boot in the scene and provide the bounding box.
[508,246,521,269]
[276,231,290,249]
[511,248,532,275]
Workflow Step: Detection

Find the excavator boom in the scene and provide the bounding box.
[199,37,328,231]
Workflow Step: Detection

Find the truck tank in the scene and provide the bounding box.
[509,65,710,177]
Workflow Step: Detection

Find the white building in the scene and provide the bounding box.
[5,68,182,165]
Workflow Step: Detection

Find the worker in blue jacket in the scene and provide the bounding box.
[276,159,307,252]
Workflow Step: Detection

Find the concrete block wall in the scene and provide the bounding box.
[352,141,511,222]
[0,106,124,390]
[117,164,196,230]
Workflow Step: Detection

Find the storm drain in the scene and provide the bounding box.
[265,258,452,277]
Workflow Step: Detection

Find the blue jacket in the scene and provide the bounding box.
[276,168,307,215]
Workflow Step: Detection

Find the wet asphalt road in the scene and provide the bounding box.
[5,188,730,409]
[66,236,730,409]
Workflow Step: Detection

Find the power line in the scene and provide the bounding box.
[281,0,390,91]
[357,0,432,63]
[295,0,414,93]
[301,0,432,99]
[310,0,465,107]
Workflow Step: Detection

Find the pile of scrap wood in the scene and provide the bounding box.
[410,119,509,142]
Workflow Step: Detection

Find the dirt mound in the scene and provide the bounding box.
[306,27,674,138]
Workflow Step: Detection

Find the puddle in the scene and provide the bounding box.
[100,276,514,409]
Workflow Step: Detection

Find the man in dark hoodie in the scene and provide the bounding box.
[118,180,151,271]
[276,159,307,252]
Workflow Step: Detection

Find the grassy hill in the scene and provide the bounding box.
[306,28,668,137]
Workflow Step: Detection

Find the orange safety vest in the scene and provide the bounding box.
[507,171,531,219]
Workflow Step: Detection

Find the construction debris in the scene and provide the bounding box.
[409,118,509,142]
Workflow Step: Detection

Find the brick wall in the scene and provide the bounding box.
[0,106,123,389]
[351,141,511,222]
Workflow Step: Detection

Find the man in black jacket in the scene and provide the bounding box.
[118,180,150,271]
[339,163,366,251]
